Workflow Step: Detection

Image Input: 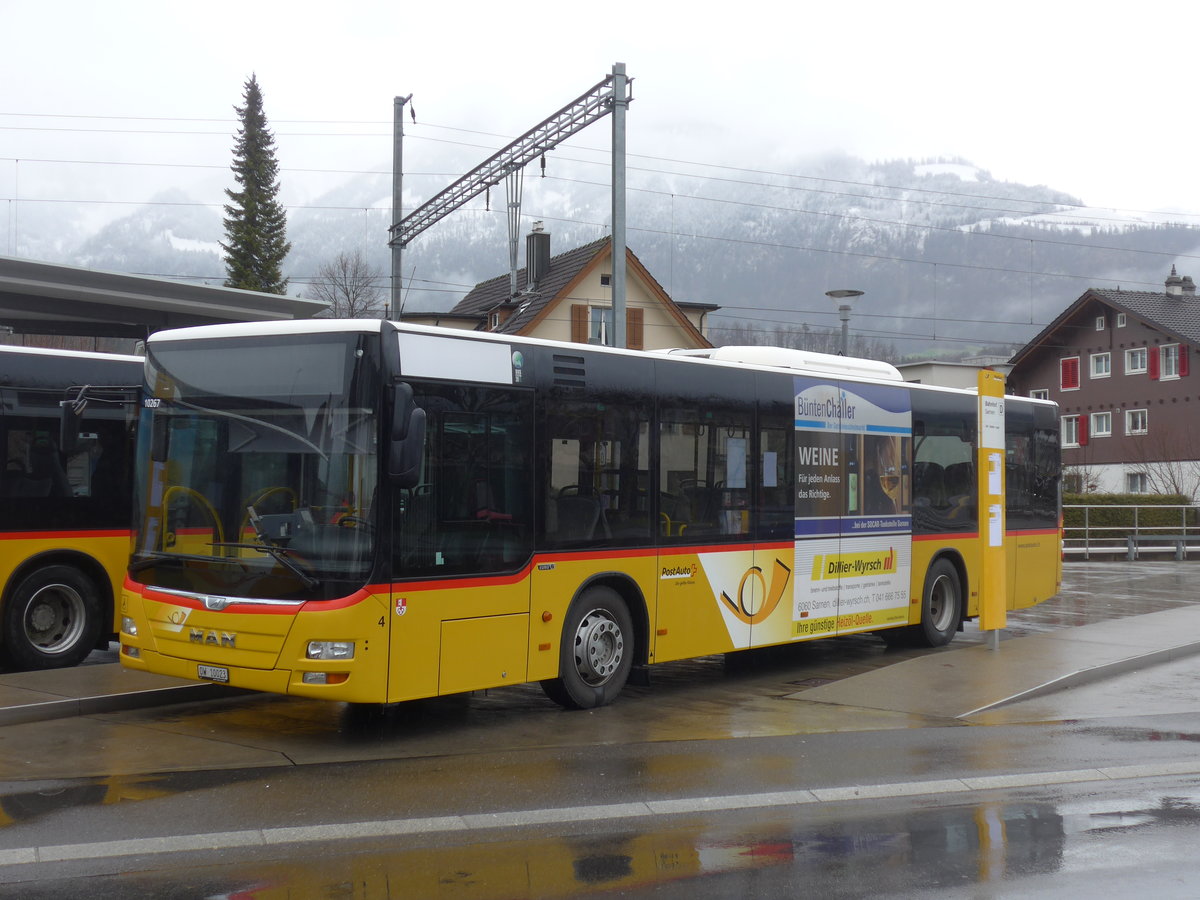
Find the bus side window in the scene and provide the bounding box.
[659,407,751,540]
[542,400,650,546]
[757,422,794,540]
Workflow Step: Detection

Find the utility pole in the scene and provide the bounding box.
[610,63,628,349]
[391,93,413,319]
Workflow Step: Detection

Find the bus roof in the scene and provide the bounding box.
[146,318,384,344]
[144,319,1049,404]
[0,344,143,364]
[659,346,903,381]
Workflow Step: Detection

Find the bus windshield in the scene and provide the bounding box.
[130,332,381,600]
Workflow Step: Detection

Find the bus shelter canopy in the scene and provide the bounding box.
[0,255,327,340]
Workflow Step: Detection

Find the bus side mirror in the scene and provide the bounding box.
[59,385,90,456]
[392,383,415,442]
[150,415,170,462]
[389,407,425,488]
[60,407,80,457]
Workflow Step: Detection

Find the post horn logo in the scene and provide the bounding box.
[720,559,792,625]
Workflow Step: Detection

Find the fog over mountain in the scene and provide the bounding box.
[27,153,1200,359]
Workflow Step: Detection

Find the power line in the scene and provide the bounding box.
[7,113,1200,225]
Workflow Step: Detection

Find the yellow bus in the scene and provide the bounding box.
[118,321,1061,707]
[1,344,141,670]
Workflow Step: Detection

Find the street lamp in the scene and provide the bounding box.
[825,289,864,356]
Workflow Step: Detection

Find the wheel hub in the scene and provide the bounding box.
[25,584,83,651]
[574,610,624,684]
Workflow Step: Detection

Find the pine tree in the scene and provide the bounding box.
[221,74,291,294]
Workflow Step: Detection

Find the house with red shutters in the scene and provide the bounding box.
[1008,267,1200,496]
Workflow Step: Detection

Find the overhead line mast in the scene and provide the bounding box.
[389,64,633,345]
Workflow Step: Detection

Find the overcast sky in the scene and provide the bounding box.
[5,0,1200,239]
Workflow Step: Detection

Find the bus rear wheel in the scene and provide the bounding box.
[881,558,962,649]
[540,586,634,710]
[915,558,961,647]
[2,566,103,671]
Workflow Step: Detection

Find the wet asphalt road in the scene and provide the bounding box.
[2,561,1200,896]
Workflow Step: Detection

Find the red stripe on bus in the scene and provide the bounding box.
[1,529,131,541]
[134,582,377,615]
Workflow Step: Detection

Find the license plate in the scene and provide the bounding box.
[198,664,229,684]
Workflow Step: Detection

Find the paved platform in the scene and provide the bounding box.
[3,584,1200,728]
[0,664,235,727]
[794,604,1200,719]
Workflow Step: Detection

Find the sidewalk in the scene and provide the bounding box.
[793,604,1200,719]
[2,562,1198,726]
[0,664,236,727]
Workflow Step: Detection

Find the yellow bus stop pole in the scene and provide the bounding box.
[977,370,1007,650]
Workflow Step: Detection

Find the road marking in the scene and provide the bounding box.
[5,761,1200,867]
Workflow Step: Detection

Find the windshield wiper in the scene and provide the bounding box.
[212,506,320,589]
[129,550,230,573]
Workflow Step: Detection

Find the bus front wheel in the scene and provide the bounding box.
[2,566,103,670]
[540,586,634,710]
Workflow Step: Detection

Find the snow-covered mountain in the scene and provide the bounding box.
[14,154,1200,357]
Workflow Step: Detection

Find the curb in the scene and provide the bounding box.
[0,682,244,727]
[959,638,1200,717]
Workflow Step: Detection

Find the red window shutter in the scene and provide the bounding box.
[1078,415,1089,446]
[626,307,644,350]
[1149,346,1160,380]
[570,304,587,343]
[1060,357,1080,389]
[1181,346,1190,376]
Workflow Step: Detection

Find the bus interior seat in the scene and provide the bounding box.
[659,491,691,536]
[912,461,945,506]
[943,462,973,499]
[556,494,604,541]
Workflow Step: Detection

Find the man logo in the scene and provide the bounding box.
[189,629,236,648]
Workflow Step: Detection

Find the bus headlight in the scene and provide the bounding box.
[306,640,355,660]
[122,617,139,637]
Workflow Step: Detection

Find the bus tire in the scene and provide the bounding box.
[540,586,634,710]
[915,558,961,647]
[2,565,103,670]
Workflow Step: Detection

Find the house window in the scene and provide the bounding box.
[600,274,612,286]
[1090,411,1112,437]
[1117,313,1127,328]
[1161,343,1181,379]
[1125,347,1147,374]
[489,312,501,330]
[1126,472,1148,493]
[1126,408,1148,435]
[1060,357,1080,390]
[1062,415,1080,448]
[1090,352,1111,378]
[589,306,614,345]
[1029,389,1049,400]
[1096,316,1106,331]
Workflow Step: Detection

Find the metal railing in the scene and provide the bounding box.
[1063,503,1200,559]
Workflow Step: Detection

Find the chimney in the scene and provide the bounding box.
[1184,276,1196,297]
[526,222,550,290]
[1166,265,1184,297]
